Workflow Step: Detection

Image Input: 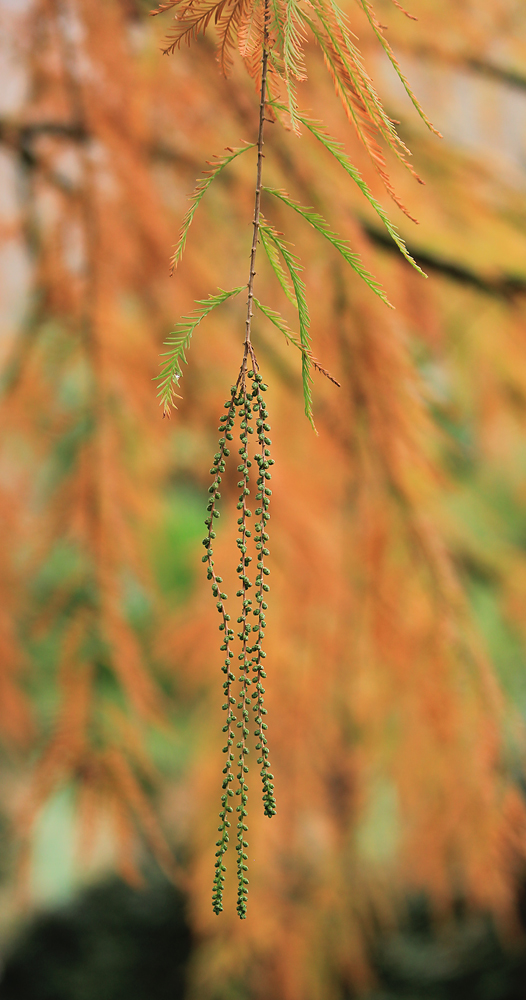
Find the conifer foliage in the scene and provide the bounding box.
[0,0,178,882]
[152,0,436,916]
[1,0,526,995]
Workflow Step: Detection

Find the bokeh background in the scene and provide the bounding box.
[0,1,526,997]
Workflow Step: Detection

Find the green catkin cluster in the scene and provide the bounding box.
[234,377,253,918]
[207,369,275,919]
[252,381,276,817]
[208,388,237,916]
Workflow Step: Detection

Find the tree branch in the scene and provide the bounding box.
[363,222,526,299]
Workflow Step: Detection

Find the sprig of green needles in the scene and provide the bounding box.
[153,0,435,918]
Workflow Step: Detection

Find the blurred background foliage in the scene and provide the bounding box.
[0,0,525,997]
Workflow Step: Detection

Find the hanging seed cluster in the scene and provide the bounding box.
[205,371,275,919]
[252,386,276,819]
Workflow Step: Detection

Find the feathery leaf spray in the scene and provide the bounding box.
[152,0,435,916]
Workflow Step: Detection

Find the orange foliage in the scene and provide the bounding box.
[0,0,526,995]
[0,0,178,878]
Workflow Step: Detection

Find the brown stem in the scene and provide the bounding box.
[242,2,269,377]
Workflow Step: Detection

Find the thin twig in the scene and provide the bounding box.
[242,0,270,379]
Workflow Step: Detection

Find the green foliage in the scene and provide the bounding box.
[282,0,308,131]
[357,0,442,137]
[169,143,256,272]
[269,103,426,275]
[254,298,341,389]
[259,224,296,306]
[264,187,393,307]
[253,297,302,350]
[259,220,314,426]
[156,287,244,415]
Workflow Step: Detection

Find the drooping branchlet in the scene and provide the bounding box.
[252,375,276,818]
[208,388,238,915]
[233,376,254,918]
[206,366,275,918]
[154,0,430,922]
